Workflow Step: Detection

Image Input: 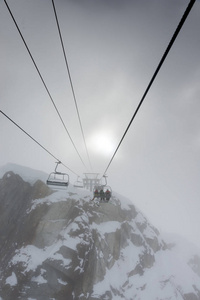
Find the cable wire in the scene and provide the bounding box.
[3,0,88,170]
[103,0,196,176]
[51,0,93,171]
[0,110,79,176]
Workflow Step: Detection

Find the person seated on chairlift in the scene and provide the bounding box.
[100,189,105,201]
[94,189,99,198]
[105,189,111,201]
[91,189,99,201]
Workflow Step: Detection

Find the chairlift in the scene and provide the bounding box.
[47,161,69,188]
[73,176,84,188]
[93,175,112,202]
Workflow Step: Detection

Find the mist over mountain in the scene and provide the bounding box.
[0,163,48,184]
[0,166,200,300]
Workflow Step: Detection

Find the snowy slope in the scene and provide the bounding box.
[0,168,200,299]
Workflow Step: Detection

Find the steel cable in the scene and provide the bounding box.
[51,0,93,171]
[0,110,79,176]
[3,0,88,170]
[103,0,196,176]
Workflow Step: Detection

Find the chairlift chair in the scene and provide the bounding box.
[100,175,112,199]
[93,184,112,202]
[47,161,69,188]
[73,176,84,188]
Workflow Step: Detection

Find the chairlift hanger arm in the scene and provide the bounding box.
[54,161,61,173]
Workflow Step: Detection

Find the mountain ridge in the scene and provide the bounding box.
[0,169,200,299]
[0,163,48,184]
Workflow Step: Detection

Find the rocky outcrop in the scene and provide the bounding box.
[189,255,200,277]
[0,172,52,270]
[0,172,200,300]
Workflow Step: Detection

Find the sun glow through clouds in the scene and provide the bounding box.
[88,131,116,157]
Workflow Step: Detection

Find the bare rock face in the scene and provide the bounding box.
[189,255,200,277]
[0,172,52,268]
[0,172,200,300]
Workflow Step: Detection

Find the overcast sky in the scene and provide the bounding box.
[1,0,200,248]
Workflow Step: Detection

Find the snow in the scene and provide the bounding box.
[135,212,146,224]
[11,242,72,274]
[137,247,200,299]
[59,222,88,250]
[28,184,92,212]
[156,249,200,293]
[31,268,47,284]
[91,221,121,235]
[58,278,68,285]
[92,241,143,298]
[6,272,17,286]
[92,241,200,300]
[143,226,156,239]
[122,245,200,300]
[32,274,47,284]
[92,228,200,299]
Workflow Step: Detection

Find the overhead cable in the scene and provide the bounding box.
[0,110,79,176]
[51,0,93,171]
[3,0,87,170]
[103,0,196,176]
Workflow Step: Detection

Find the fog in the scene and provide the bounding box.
[1,0,200,248]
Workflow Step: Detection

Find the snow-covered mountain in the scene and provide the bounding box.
[0,167,200,300]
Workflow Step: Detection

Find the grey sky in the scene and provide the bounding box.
[1,0,200,247]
